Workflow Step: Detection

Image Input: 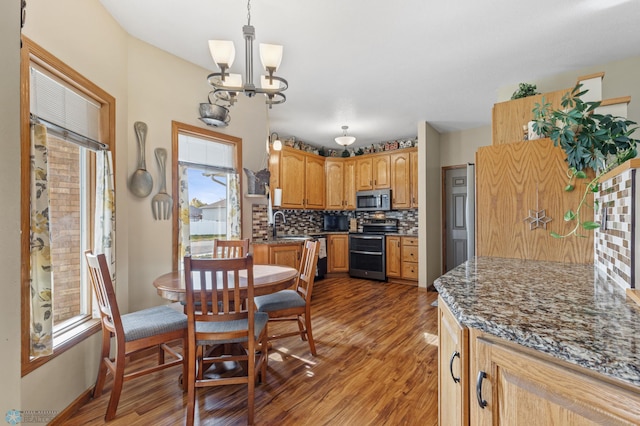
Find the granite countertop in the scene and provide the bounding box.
[434,257,640,388]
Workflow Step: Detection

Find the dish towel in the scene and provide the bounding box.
[317,238,327,259]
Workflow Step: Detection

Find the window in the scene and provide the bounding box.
[21,37,115,375]
[171,121,242,271]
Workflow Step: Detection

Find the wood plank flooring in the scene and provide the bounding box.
[64,277,439,425]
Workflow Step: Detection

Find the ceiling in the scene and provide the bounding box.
[99,0,640,148]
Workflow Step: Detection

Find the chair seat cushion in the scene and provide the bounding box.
[254,289,305,313]
[121,305,187,342]
[195,312,268,345]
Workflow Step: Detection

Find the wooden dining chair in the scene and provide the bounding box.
[213,238,249,259]
[254,240,320,355]
[183,254,268,426]
[84,251,187,421]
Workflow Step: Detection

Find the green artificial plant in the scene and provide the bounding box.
[511,82,539,100]
[531,83,639,238]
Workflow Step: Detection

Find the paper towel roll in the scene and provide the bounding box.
[273,188,282,206]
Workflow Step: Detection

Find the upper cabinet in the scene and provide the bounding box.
[356,154,391,191]
[274,147,325,209]
[325,158,356,210]
[271,146,417,211]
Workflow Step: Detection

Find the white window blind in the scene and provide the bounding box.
[30,65,101,143]
[178,134,236,173]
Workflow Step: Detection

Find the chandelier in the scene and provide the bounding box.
[207,0,288,108]
[335,125,356,146]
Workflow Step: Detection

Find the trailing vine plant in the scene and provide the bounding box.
[531,83,639,238]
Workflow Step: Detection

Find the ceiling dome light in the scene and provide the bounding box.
[335,125,356,146]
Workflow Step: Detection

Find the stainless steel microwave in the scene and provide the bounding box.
[356,189,391,211]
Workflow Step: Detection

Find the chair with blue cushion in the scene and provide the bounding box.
[84,251,187,421]
[254,240,320,356]
[183,254,268,426]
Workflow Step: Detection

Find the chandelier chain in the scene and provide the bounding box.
[247,0,251,26]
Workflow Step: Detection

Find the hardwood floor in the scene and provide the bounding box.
[64,277,439,425]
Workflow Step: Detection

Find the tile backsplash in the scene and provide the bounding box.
[251,205,419,239]
[593,168,637,289]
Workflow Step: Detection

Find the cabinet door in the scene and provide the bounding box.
[280,150,305,208]
[305,155,326,209]
[328,234,349,272]
[372,154,391,189]
[439,298,469,426]
[325,159,344,210]
[270,244,301,269]
[385,236,402,278]
[470,330,640,426]
[410,150,418,208]
[391,152,411,208]
[343,159,356,210]
[355,157,373,191]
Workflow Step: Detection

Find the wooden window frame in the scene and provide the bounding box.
[20,37,116,376]
[171,121,243,271]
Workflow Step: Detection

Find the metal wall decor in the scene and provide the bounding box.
[523,184,552,230]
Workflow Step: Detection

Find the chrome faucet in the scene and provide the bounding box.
[272,210,286,238]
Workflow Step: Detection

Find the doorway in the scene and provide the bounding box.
[442,164,475,273]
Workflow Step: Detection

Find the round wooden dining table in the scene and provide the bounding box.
[153,264,298,303]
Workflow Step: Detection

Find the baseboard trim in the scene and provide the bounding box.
[48,387,93,425]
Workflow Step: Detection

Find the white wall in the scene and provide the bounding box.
[497,55,640,125]
[440,126,491,167]
[126,36,268,312]
[417,122,442,288]
[0,0,23,418]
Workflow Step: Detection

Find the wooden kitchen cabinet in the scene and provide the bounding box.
[390,148,418,209]
[325,158,356,210]
[390,151,410,209]
[252,241,302,269]
[327,234,349,273]
[385,236,402,278]
[278,147,325,209]
[355,153,390,191]
[410,150,418,208]
[400,237,418,280]
[437,297,640,426]
[469,328,640,425]
[438,297,469,426]
[386,236,418,281]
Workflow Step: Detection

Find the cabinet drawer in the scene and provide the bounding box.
[401,262,418,280]
[402,245,418,262]
[402,237,418,246]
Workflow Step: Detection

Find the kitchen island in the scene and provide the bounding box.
[434,257,640,425]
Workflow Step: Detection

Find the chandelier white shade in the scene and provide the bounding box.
[207,0,288,108]
[335,125,356,146]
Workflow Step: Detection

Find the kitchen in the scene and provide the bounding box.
[4,0,640,424]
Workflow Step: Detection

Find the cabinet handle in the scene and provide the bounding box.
[449,351,460,383]
[476,370,488,409]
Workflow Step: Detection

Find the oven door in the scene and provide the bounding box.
[349,234,386,281]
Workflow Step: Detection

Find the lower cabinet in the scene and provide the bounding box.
[438,296,469,426]
[386,236,418,282]
[470,329,640,425]
[252,242,302,269]
[327,234,349,273]
[438,299,640,425]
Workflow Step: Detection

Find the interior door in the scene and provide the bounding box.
[445,167,470,272]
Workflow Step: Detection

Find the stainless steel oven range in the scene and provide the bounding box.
[349,219,399,281]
